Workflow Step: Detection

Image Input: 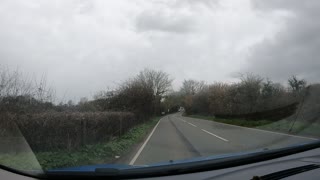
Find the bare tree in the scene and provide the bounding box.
[132,69,173,115]
[180,79,206,95]
[288,75,306,93]
[33,74,56,103]
[0,66,55,103]
[135,69,173,97]
[0,67,31,98]
[0,66,56,113]
[0,66,11,98]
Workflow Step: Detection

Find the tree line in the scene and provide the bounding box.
[86,71,307,120]
[0,66,308,121]
[180,73,307,119]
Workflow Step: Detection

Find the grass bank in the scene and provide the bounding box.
[259,120,320,137]
[0,116,161,170]
[187,115,273,128]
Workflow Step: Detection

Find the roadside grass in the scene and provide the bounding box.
[0,116,161,171]
[259,120,320,137]
[186,114,320,138]
[187,115,274,128]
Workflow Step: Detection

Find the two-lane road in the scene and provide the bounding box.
[129,113,318,165]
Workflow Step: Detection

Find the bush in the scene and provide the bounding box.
[94,80,155,120]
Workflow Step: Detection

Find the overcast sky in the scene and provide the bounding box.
[0,0,319,102]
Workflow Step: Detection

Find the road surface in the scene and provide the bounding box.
[129,113,318,165]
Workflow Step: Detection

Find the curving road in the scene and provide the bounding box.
[128,113,318,165]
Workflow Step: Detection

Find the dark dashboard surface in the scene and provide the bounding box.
[138,148,320,180]
[1,148,320,180]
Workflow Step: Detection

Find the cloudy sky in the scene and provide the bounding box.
[0,0,319,102]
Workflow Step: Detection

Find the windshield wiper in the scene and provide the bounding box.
[252,164,320,180]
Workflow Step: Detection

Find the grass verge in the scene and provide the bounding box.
[186,114,320,138]
[257,120,320,137]
[0,116,161,171]
[187,114,273,128]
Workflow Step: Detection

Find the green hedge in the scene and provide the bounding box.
[0,112,138,152]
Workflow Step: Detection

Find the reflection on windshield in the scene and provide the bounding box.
[0,67,319,171]
[0,114,43,172]
[0,0,320,174]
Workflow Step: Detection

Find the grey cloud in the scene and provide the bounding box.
[76,0,95,14]
[135,10,195,34]
[134,0,221,34]
[0,0,283,101]
[252,0,319,14]
[244,0,320,83]
[173,0,220,9]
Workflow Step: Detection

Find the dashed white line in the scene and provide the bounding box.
[180,119,187,123]
[201,129,229,142]
[129,118,162,165]
[188,122,197,127]
[193,118,318,141]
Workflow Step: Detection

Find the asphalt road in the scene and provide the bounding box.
[129,113,318,165]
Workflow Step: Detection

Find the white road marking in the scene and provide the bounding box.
[201,129,229,142]
[195,118,319,141]
[188,122,197,127]
[181,114,317,141]
[180,119,186,123]
[129,118,162,165]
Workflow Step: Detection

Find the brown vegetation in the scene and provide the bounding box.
[182,73,306,120]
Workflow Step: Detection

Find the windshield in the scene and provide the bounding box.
[0,0,319,177]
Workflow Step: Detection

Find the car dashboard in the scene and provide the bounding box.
[1,148,320,180]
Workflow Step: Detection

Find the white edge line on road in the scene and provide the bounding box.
[186,116,318,141]
[188,122,197,127]
[201,129,229,142]
[180,119,186,123]
[129,118,162,165]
